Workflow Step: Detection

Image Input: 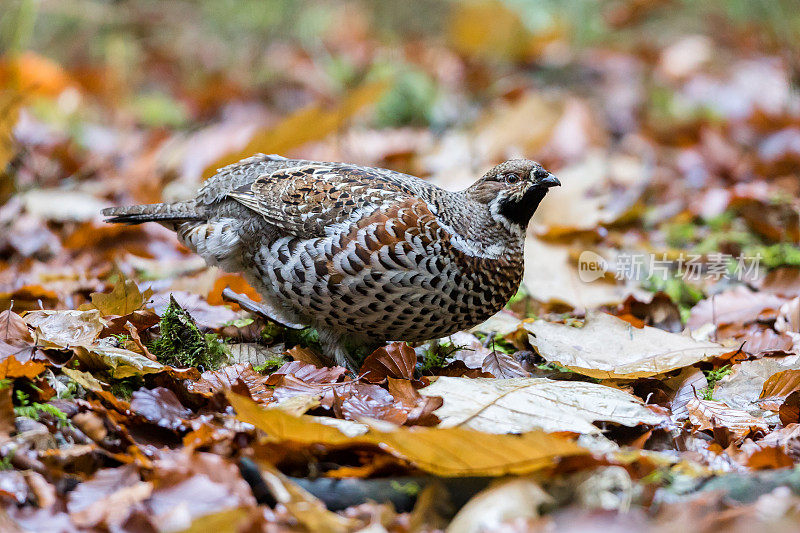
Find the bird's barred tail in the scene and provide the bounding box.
[102,201,203,225]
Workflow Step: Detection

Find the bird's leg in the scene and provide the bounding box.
[317,329,364,373]
[221,288,305,330]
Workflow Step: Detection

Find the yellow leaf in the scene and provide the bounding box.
[91,278,153,316]
[203,80,390,179]
[227,392,586,477]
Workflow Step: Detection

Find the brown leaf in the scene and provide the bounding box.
[0,356,46,379]
[686,398,768,441]
[780,390,800,426]
[434,360,494,378]
[760,369,800,399]
[189,363,271,403]
[67,465,150,529]
[0,385,13,442]
[270,361,347,384]
[359,342,417,382]
[759,266,800,298]
[227,392,587,477]
[687,286,786,330]
[100,309,160,337]
[336,383,408,425]
[130,387,192,431]
[745,445,794,470]
[90,278,153,316]
[285,345,327,366]
[481,350,528,379]
[0,310,32,346]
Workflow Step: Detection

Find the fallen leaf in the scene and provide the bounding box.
[481,350,528,378]
[686,398,768,441]
[24,310,105,348]
[67,465,151,529]
[359,342,417,382]
[760,369,800,399]
[90,278,153,316]
[258,466,357,533]
[419,377,665,435]
[779,391,800,426]
[526,312,728,379]
[0,356,45,379]
[189,363,271,403]
[688,286,786,330]
[131,387,192,431]
[75,345,164,378]
[715,356,800,416]
[227,392,587,477]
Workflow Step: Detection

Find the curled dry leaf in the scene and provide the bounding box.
[0,310,34,357]
[419,377,665,435]
[714,356,800,416]
[526,312,728,379]
[227,392,587,477]
[359,342,417,382]
[686,398,769,441]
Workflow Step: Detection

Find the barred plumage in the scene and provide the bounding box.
[103,154,559,369]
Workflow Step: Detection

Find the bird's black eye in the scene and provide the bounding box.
[505,173,520,184]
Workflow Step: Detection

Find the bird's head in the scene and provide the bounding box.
[466,159,560,231]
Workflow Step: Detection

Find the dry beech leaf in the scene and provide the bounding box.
[90,278,153,317]
[227,392,586,477]
[189,363,271,403]
[481,350,528,378]
[419,377,664,435]
[285,345,327,366]
[359,342,417,382]
[687,286,786,330]
[779,390,800,426]
[760,369,800,399]
[0,356,46,379]
[0,310,33,346]
[685,398,768,441]
[74,345,164,378]
[25,310,105,348]
[526,312,728,379]
[715,357,800,416]
[131,387,192,431]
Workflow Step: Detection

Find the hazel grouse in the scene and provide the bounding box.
[104,154,560,369]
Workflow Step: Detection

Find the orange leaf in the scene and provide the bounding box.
[0,355,46,379]
[208,274,261,308]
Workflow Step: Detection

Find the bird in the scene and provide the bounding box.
[104,154,560,370]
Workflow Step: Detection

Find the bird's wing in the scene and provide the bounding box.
[226,162,418,238]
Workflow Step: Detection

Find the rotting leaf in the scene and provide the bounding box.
[227,392,587,477]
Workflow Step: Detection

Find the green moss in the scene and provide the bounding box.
[746,243,800,269]
[252,355,289,374]
[13,389,69,423]
[699,365,732,400]
[109,376,142,400]
[150,295,229,370]
[420,341,459,373]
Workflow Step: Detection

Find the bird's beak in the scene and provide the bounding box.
[539,173,561,188]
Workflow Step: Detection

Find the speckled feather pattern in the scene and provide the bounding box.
[104,153,558,368]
